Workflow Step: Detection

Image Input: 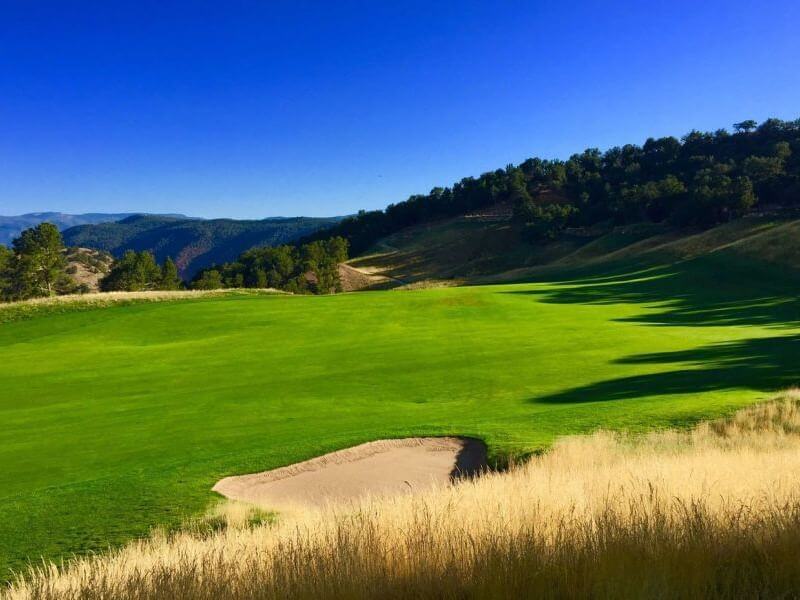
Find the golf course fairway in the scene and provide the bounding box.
[2,254,799,576]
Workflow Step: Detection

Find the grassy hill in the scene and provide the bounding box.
[348,211,800,286]
[62,214,343,278]
[2,217,800,577]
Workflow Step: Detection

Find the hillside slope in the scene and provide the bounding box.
[63,214,343,278]
[64,247,115,292]
[348,211,800,287]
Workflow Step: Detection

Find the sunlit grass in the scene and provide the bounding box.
[2,250,799,576]
[8,392,800,599]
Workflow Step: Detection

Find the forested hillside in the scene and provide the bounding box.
[305,118,800,254]
[63,215,342,278]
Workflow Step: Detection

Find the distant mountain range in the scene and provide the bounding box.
[1,211,343,278]
[62,214,343,278]
[0,212,166,246]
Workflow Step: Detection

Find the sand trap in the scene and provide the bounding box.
[213,437,487,508]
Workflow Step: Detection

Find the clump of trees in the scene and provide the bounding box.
[191,237,349,294]
[0,245,14,300]
[0,224,186,301]
[513,202,578,241]
[0,223,77,301]
[301,118,800,250]
[100,251,183,292]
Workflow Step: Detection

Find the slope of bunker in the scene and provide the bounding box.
[213,437,487,508]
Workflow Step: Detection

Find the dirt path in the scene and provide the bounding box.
[213,437,487,508]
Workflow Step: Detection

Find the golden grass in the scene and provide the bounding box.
[8,391,800,599]
[0,288,286,309]
[393,279,464,291]
[0,289,289,324]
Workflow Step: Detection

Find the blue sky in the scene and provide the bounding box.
[1,1,798,218]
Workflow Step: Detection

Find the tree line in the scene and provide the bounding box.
[302,118,800,251]
[0,224,349,301]
[0,223,182,301]
[191,237,349,294]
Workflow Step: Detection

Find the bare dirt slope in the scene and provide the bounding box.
[337,263,395,291]
[213,437,487,508]
[65,247,114,292]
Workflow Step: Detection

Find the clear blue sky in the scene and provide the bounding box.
[1,0,798,218]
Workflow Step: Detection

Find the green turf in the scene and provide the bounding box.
[2,251,799,577]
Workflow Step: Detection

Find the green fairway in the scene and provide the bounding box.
[2,252,799,577]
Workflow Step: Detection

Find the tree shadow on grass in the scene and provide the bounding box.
[534,334,800,404]
[511,255,800,404]
[510,255,800,330]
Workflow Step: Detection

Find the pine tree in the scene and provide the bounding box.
[11,223,68,298]
[159,257,182,290]
[0,246,13,301]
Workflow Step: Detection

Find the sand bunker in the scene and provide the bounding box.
[213,437,487,508]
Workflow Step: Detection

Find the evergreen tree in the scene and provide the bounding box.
[733,120,758,133]
[0,246,13,300]
[158,257,182,290]
[192,269,224,290]
[11,223,69,298]
[100,250,162,291]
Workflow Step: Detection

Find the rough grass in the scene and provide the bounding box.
[360,214,799,286]
[8,392,800,599]
[3,235,800,577]
[0,289,286,324]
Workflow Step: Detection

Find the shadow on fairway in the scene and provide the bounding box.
[534,334,800,404]
[508,254,800,404]
[512,259,800,330]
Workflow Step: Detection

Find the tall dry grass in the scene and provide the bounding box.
[0,288,286,309]
[0,289,287,324]
[8,391,800,599]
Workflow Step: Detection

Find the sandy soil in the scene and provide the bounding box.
[337,263,394,291]
[213,437,487,508]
